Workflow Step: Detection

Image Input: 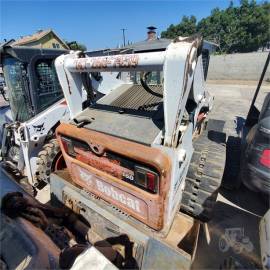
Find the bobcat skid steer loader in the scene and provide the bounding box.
[0,44,125,194]
[54,35,226,235]
[0,44,70,193]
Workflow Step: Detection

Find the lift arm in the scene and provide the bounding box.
[55,36,203,147]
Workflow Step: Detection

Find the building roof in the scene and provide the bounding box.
[12,29,69,48]
[125,38,218,53]
[13,29,51,46]
[125,38,171,52]
[87,37,218,56]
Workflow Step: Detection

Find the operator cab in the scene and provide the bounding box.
[0,45,67,122]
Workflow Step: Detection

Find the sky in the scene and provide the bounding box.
[1,0,237,50]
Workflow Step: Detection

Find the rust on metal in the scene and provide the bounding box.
[56,123,172,231]
[71,164,148,218]
[75,58,87,70]
[75,55,139,71]
[1,191,89,249]
[18,217,61,268]
[75,147,134,180]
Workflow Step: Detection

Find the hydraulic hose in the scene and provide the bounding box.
[140,72,163,98]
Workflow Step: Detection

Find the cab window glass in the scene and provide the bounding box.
[35,59,63,113]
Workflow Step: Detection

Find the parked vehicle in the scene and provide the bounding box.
[240,52,270,196]
[49,35,226,269]
[0,35,227,270]
[0,44,69,193]
[0,43,125,194]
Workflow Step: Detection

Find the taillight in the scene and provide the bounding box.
[135,166,159,193]
[61,136,76,157]
[260,149,270,168]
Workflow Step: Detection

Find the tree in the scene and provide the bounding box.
[233,0,270,52]
[197,6,240,53]
[161,16,197,38]
[66,41,87,51]
[161,0,270,53]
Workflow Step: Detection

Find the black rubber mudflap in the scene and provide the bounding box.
[180,119,226,222]
[221,136,242,189]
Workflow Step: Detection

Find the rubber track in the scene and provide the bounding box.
[180,121,226,222]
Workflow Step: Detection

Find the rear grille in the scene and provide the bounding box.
[110,84,163,111]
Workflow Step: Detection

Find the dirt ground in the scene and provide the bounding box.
[0,81,269,269]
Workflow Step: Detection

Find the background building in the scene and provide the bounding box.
[12,29,69,49]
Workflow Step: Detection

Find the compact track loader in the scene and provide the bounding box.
[0,36,227,270]
[54,35,226,234]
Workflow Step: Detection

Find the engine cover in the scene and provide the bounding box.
[56,123,171,231]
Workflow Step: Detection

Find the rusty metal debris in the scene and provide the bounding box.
[1,192,137,269]
[1,192,87,249]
